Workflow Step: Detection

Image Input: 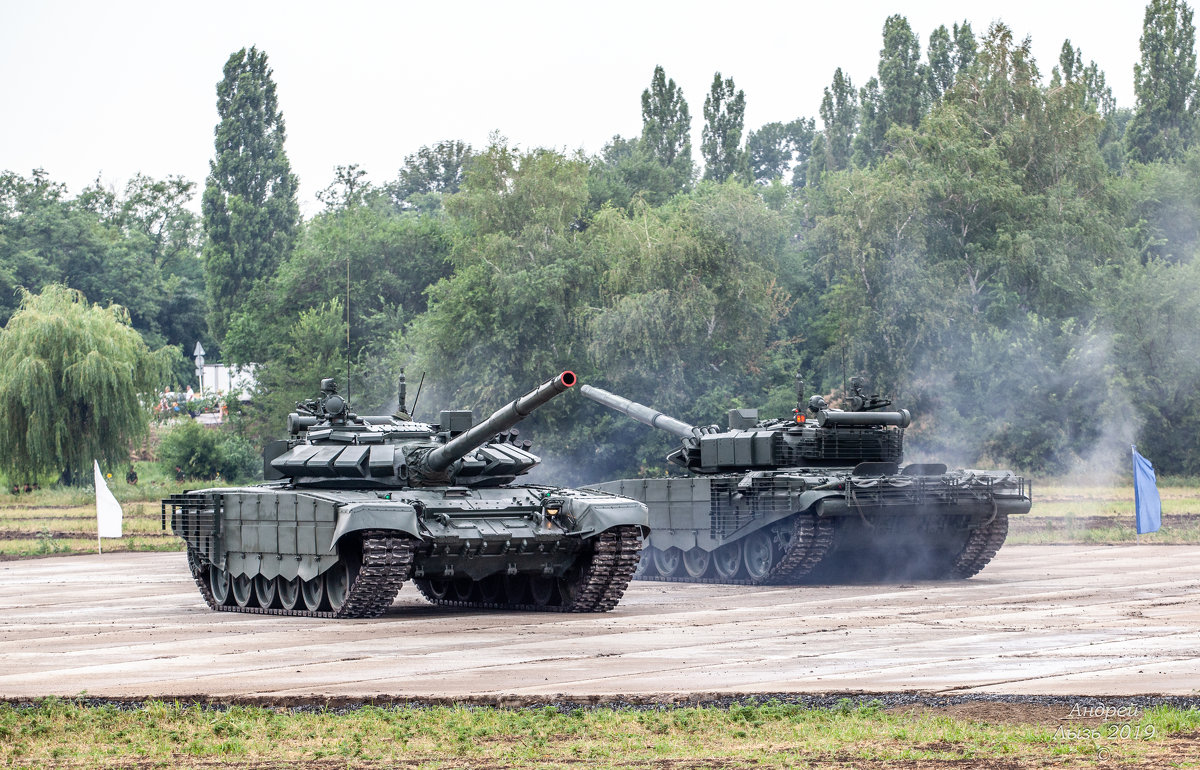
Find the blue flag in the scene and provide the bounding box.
[1132,446,1162,535]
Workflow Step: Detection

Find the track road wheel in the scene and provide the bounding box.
[254,575,278,609]
[713,541,743,581]
[451,576,475,602]
[231,574,255,608]
[277,576,301,611]
[300,576,325,612]
[209,565,231,606]
[325,562,352,612]
[652,546,684,578]
[477,574,504,603]
[743,530,777,583]
[412,577,453,606]
[557,565,584,607]
[503,574,529,604]
[682,547,712,578]
[529,575,557,606]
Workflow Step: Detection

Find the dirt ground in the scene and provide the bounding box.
[0,544,1198,701]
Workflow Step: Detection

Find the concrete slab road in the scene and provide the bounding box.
[0,545,1197,700]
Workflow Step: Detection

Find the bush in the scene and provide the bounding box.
[157,420,261,483]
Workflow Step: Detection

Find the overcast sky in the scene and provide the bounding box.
[1,1,1148,216]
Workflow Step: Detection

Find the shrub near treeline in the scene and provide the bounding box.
[156,420,259,483]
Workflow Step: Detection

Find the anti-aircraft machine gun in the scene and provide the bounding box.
[164,371,647,617]
[581,375,1030,584]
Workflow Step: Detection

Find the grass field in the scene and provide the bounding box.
[1006,481,1200,545]
[0,698,1196,769]
[0,474,187,558]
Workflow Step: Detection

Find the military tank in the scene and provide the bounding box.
[581,375,1031,584]
[163,371,647,618]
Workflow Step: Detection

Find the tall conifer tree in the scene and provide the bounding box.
[879,15,926,130]
[854,78,884,166]
[953,22,977,73]
[641,66,694,189]
[928,25,956,101]
[858,15,926,166]
[819,69,858,172]
[1127,0,1199,162]
[202,46,299,349]
[701,72,748,182]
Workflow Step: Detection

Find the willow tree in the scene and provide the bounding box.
[0,286,173,484]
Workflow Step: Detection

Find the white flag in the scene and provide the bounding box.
[94,460,123,538]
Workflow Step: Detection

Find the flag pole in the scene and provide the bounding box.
[1132,445,1139,546]
[94,459,123,553]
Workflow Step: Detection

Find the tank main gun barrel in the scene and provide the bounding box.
[580,384,698,440]
[423,371,577,473]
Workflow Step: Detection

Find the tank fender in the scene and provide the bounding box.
[567,497,649,537]
[330,501,421,549]
[793,488,846,515]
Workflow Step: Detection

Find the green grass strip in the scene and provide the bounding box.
[0,698,1196,768]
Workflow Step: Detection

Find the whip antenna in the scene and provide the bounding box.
[410,372,425,421]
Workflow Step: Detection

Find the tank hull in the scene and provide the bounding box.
[164,483,647,617]
[591,469,1029,584]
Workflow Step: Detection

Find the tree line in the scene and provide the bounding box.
[3,0,1200,484]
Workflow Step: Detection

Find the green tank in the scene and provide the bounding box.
[163,371,647,618]
[581,375,1031,584]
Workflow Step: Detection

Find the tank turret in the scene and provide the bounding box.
[267,372,576,488]
[580,379,910,473]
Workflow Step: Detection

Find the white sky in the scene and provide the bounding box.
[1,1,1147,216]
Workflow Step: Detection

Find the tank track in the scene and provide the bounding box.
[186,546,216,605]
[637,513,838,586]
[412,525,644,612]
[769,514,838,584]
[187,530,414,619]
[943,513,1010,579]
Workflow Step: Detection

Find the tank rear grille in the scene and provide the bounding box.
[162,493,222,557]
[781,427,904,463]
[709,476,792,538]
